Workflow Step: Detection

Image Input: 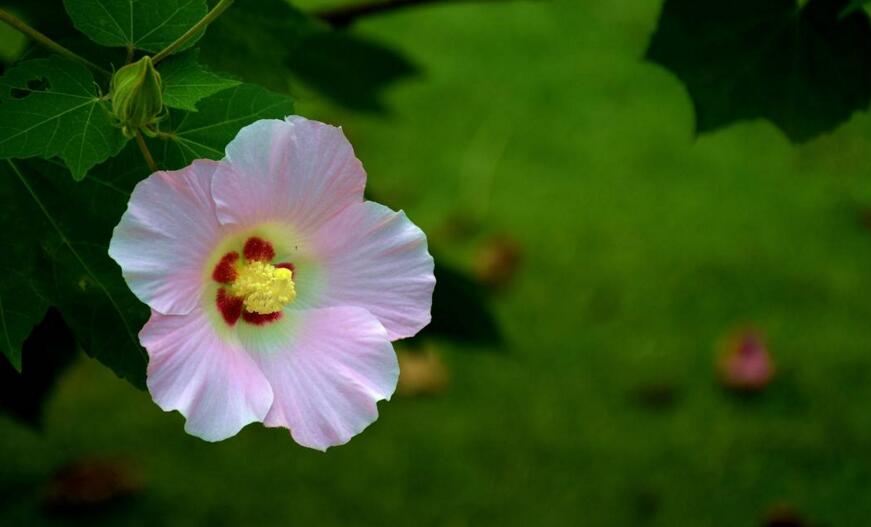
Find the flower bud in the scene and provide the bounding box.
[110,56,164,137]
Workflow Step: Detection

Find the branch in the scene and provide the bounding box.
[0,9,111,76]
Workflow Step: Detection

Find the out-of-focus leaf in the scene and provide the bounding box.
[44,457,144,514]
[160,50,240,111]
[473,234,523,290]
[0,57,127,181]
[646,0,871,142]
[288,31,419,112]
[396,345,450,397]
[1,159,149,388]
[842,0,870,16]
[200,0,417,112]
[414,261,502,346]
[62,0,207,53]
[0,15,26,64]
[199,0,315,92]
[0,309,77,426]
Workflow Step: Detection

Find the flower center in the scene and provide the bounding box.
[228,260,296,314]
[211,236,297,327]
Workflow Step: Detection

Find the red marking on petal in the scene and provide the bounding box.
[242,310,283,326]
[275,262,296,277]
[216,288,243,326]
[212,252,239,283]
[243,237,275,262]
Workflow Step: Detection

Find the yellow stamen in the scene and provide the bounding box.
[229,261,296,314]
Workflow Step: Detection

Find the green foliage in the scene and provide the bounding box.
[160,50,240,111]
[199,0,316,92]
[155,83,295,167]
[199,0,418,112]
[647,0,871,142]
[0,0,302,386]
[62,0,207,52]
[1,160,149,387]
[0,81,295,386]
[842,0,871,16]
[0,57,127,181]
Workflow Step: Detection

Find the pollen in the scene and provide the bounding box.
[229,260,296,315]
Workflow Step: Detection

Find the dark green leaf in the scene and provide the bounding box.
[0,57,128,180]
[646,0,871,142]
[287,31,419,113]
[199,0,315,92]
[0,308,77,426]
[62,0,207,53]
[159,50,240,111]
[153,83,294,168]
[1,159,149,388]
[414,261,502,347]
[842,0,870,16]
[199,0,417,112]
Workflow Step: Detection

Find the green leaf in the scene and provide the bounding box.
[842,0,870,16]
[646,0,871,143]
[199,0,315,93]
[62,0,207,53]
[159,50,240,111]
[154,83,295,168]
[0,159,149,388]
[0,57,128,181]
[0,218,50,371]
[199,0,417,112]
[0,81,293,385]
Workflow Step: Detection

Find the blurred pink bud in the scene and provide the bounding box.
[717,329,775,391]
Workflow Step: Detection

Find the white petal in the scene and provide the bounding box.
[109,160,223,315]
[212,117,365,234]
[240,306,398,451]
[142,308,274,442]
[305,201,435,340]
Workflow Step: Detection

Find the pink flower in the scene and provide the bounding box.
[109,117,435,449]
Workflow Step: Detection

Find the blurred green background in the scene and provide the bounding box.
[4,0,871,525]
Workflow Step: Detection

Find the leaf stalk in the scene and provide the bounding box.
[0,9,111,76]
[151,0,235,64]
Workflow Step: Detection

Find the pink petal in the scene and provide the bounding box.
[306,201,435,340]
[212,116,366,234]
[241,306,398,451]
[109,160,223,315]
[141,308,274,442]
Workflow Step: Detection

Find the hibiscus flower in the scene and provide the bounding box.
[109,116,435,450]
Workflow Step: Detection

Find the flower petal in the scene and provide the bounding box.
[109,160,223,315]
[141,308,274,442]
[212,116,365,234]
[306,201,435,340]
[240,306,398,451]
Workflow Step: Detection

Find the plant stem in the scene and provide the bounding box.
[152,0,235,64]
[0,9,111,76]
[135,130,158,173]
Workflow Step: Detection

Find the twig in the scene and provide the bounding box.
[135,130,158,173]
[0,9,111,76]
[152,0,235,64]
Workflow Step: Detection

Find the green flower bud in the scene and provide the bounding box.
[110,56,164,137]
